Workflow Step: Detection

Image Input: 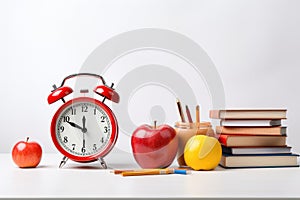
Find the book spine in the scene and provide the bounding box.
[218,134,287,147]
[220,119,282,127]
[216,126,286,135]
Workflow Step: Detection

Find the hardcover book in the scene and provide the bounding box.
[210,109,287,119]
[221,146,291,155]
[218,134,287,147]
[219,153,299,168]
[216,126,287,136]
[220,119,281,127]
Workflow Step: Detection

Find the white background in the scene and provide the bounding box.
[1,0,300,155]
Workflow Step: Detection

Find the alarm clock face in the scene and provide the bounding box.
[51,97,118,162]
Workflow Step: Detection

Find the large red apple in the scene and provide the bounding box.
[12,137,42,168]
[131,121,178,168]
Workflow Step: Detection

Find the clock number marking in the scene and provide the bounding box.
[63,116,70,122]
[59,126,64,132]
[100,116,105,123]
[71,107,76,115]
[72,144,76,150]
[63,136,68,143]
[93,144,97,151]
[104,126,108,133]
[82,105,88,112]
[81,147,86,153]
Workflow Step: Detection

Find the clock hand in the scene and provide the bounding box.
[66,121,84,131]
[82,116,87,133]
[83,133,86,148]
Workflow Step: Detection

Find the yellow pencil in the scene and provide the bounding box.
[121,169,189,177]
[112,169,134,174]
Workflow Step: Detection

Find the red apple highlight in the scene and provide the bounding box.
[12,137,42,168]
[131,121,178,168]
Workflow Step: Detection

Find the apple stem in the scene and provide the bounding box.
[26,137,29,142]
[154,120,157,129]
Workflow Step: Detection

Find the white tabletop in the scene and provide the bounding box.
[1,151,300,198]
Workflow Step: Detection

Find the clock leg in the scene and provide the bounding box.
[98,157,107,169]
[59,156,69,168]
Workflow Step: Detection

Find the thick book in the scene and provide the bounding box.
[222,145,292,155]
[210,109,287,119]
[219,153,299,168]
[220,119,281,127]
[216,126,287,136]
[219,134,287,147]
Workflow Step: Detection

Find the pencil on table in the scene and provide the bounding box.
[185,105,193,123]
[121,169,189,177]
[112,169,134,174]
[176,99,186,122]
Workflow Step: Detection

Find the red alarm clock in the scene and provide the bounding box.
[47,73,120,168]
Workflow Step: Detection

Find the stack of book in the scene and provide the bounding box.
[210,109,299,168]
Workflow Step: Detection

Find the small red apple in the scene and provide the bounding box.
[131,121,178,168]
[12,137,42,168]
